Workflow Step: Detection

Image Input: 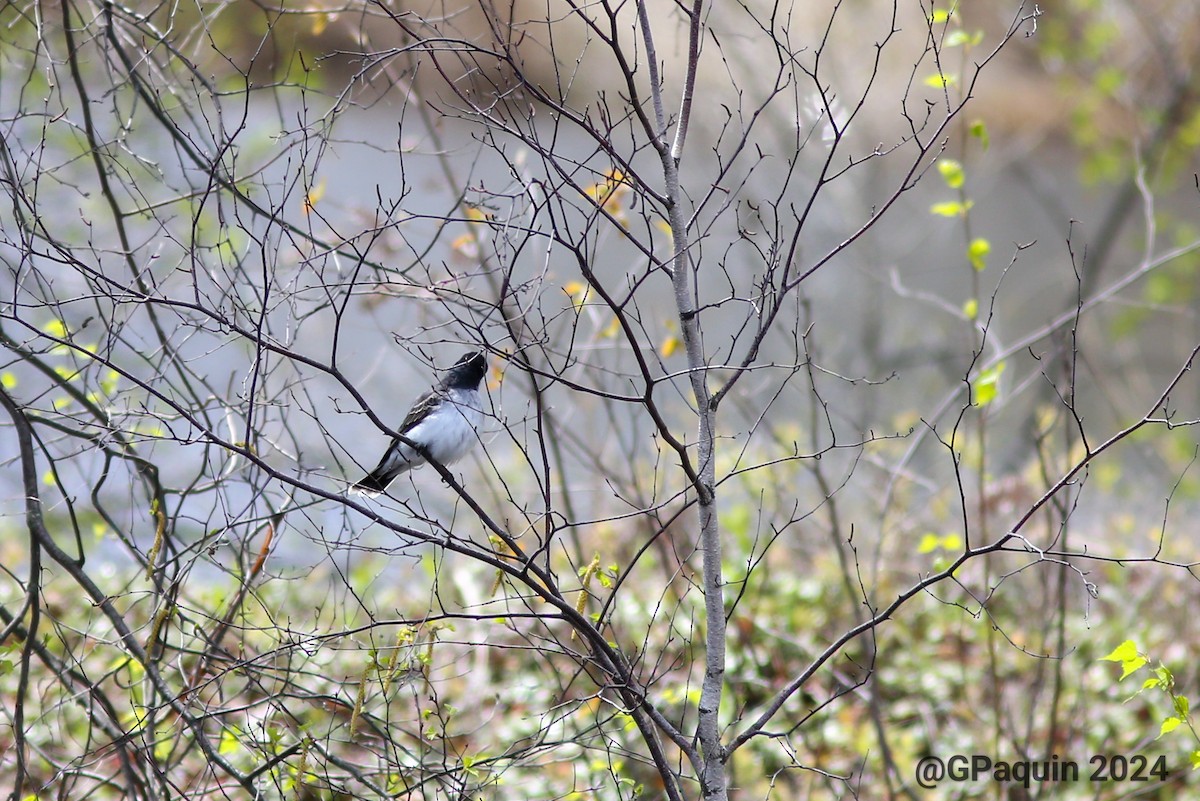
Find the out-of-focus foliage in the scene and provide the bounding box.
[5,0,1200,799]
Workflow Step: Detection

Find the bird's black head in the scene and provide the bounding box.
[443,351,488,390]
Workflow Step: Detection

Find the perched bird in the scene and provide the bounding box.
[352,351,488,495]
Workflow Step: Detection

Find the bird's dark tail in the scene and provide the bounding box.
[351,475,387,496]
[351,465,404,496]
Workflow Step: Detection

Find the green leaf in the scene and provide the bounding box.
[1101,640,1140,663]
[968,238,990,271]
[972,361,1006,407]
[938,159,965,188]
[1190,750,1200,770]
[1095,65,1125,95]
[0,372,16,389]
[969,120,990,150]
[1118,652,1147,681]
[931,200,974,218]
[929,9,951,23]
[1146,273,1175,305]
[918,532,940,553]
[1155,665,1175,687]
[1175,694,1190,718]
[923,72,957,89]
[1120,656,1149,680]
[1158,717,1182,739]
[216,238,238,265]
[963,298,978,320]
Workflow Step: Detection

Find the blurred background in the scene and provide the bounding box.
[2,0,1200,797]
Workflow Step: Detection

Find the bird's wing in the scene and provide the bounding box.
[397,389,443,435]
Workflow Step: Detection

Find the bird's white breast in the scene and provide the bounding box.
[408,388,483,466]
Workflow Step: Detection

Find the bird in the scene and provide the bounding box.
[352,351,488,495]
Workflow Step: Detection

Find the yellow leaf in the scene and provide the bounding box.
[563,281,591,309]
[154,734,173,762]
[660,334,680,357]
[1100,640,1139,663]
[450,233,479,258]
[583,182,609,202]
[582,168,632,223]
[0,372,15,389]
[43,319,68,338]
[937,159,964,189]
[311,11,332,35]
[218,727,241,755]
[601,317,621,339]
[930,199,974,218]
[578,696,602,716]
[464,206,492,224]
[972,361,1005,407]
[302,179,326,215]
[968,237,990,271]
